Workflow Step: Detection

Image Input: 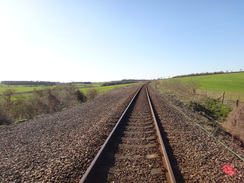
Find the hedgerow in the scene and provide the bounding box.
[0,85,88,125]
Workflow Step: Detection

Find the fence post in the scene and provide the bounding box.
[222,92,225,104]
[236,100,239,107]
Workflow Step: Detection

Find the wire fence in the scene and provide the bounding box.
[196,89,244,103]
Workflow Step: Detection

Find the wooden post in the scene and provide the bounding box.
[222,92,225,104]
[236,100,239,107]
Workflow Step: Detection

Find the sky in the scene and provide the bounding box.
[0,0,244,82]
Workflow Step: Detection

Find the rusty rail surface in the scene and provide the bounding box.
[146,87,176,183]
[79,85,176,183]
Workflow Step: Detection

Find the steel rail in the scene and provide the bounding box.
[146,87,176,183]
[80,84,176,183]
[79,85,143,183]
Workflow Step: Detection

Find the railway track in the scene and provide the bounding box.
[80,85,176,183]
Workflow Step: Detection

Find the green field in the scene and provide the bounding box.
[173,72,244,92]
[79,83,135,94]
[0,83,102,95]
[0,85,45,94]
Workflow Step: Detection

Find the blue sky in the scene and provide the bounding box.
[0,0,243,82]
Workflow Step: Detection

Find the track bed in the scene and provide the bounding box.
[81,86,174,182]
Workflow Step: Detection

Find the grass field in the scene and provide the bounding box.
[79,83,135,94]
[0,85,45,94]
[173,72,244,92]
[0,83,103,94]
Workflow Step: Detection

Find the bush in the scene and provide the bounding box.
[189,98,232,121]
[224,104,244,142]
[46,90,63,112]
[0,105,11,125]
[188,79,200,94]
[160,80,198,95]
[75,90,87,103]
[0,85,89,125]
[87,89,98,99]
[204,98,232,120]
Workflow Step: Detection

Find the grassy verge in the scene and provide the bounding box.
[153,80,233,133]
[155,79,233,121]
[153,79,244,143]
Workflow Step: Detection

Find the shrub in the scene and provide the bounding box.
[189,98,232,121]
[188,79,200,94]
[87,89,98,99]
[0,85,89,125]
[46,90,63,113]
[204,98,232,120]
[0,105,11,125]
[75,90,87,103]
[224,104,244,142]
[160,80,195,95]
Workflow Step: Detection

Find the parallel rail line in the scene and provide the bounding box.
[80,84,176,182]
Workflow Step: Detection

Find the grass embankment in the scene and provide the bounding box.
[156,72,244,143]
[174,72,244,92]
[156,79,233,122]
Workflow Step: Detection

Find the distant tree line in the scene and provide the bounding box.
[70,82,92,84]
[1,81,93,86]
[1,81,58,86]
[173,70,243,79]
[102,79,145,86]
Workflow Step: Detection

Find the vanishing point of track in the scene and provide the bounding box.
[80,84,176,183]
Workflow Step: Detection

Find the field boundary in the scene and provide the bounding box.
[196,89,244,103]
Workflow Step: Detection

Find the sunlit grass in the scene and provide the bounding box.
[79,83,135,94]
[0,85,44,93]
[169,72,244,92]
[0,83,103,94]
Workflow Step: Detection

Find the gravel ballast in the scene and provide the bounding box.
[94,86,167,182]
[1,83,243,182]
[0,84,140,182]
